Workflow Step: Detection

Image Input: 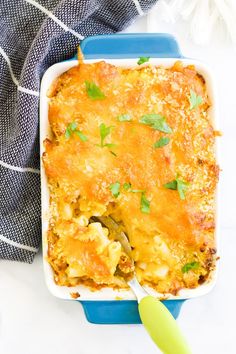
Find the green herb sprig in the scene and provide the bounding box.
[97,123,116,148]
[140,193,150,214]
[153,137,170,148]
[110,182,120,198]
[137,57,150,65]
[85,81,105,100]
[117,114,132,122]
[65,122,88,142]
[110,181,151,213]
[182,262,200,273]
[140,114,172,134]
[164,177,188,200]
[189,89,203,110]
[123,182,131,191]
[131,189,146,193]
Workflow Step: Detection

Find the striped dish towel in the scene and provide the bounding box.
[0,0,158,263]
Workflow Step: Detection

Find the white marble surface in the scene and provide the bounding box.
[1,8,236,354]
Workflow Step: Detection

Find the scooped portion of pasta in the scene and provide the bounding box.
[43,57,219,295]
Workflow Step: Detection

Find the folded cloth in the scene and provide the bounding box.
[0,0,158,263]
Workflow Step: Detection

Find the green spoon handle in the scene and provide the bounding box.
[138,296,192,354]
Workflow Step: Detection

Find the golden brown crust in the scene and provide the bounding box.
[43,59,219,295]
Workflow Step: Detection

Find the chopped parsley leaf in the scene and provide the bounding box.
[140,114,172,134]
[182,262,200,273]
[85,81,105,100]
[176,178,188,200]
[189,89,203,110]
[140,193,150,214]
[123,182,131,191]
[65,127,71,139]
[117,114,132,122]
[164,180,177,190]
[104,143,117,148]
[65,122,88,142]
[97,123,115,148]
[164,177,188,200]
[110,182,120,198]
[153,136,170,148]
[74,131,88,142]
[137,57,150,65]
[131,189,146,193]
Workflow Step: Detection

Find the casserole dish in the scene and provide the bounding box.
[40,33,220,324]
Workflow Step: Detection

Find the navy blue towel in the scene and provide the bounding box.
[0,0,158,263]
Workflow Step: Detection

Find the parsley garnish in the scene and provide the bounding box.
[109,182,150,212]
[110,182,120,198]
[123,182,131,191]
[164,177,188,200]
[182,262,200,273]
[131,189,146,193]
[74,131,88,142]
[189,89,203,110]
[110,151,117,157]
[153,136,170,148]
[85,81,105,100]
[65,122,88,141]
[117,114,132,122]
[140,114,172,134]
[97,123,115,148]
[65,128,72,139]
[140,193,150,214]
[137,57,150,65]
[176,178,188,200]
[164,180,177,190]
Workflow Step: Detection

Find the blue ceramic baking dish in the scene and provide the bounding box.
[40,33,219,324]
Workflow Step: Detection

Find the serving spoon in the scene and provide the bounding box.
[93,216,191,354]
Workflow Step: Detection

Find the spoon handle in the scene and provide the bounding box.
[138,296,192,354]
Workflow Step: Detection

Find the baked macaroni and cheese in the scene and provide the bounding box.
[43,56,219,295]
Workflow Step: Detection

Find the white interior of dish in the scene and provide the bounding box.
[40,58,220,301]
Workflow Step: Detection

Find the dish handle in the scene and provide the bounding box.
[80,299,185,324]
[77,33,182,59]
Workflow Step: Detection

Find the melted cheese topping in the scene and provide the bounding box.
[43,60,219,295]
